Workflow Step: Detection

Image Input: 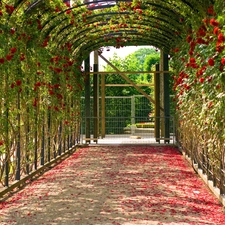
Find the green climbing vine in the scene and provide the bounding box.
[171,0,225,184]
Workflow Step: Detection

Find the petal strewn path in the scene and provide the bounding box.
[0,146,225,225]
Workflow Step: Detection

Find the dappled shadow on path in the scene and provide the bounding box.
[0,146,225,225]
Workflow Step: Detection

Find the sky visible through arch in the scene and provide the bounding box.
[89,45,154,71]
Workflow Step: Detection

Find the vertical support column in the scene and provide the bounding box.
[26,109,30,174]
[154,64,160,142]
[84,56,90,143]
[5,107,9,187]
[41,115,45,166]
[16,92,21,180]
[220,155,225,195]
[160,51,165,139]
[58,122,62,155]
[101,72,106,138]
[47,109,51,162]
[163,53,170,143]
[93,51,99,142]
[131,96,135,135]
[34,106,38,170]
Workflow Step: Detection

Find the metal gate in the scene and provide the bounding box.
[81,96,176,144]
[80,116,176,144]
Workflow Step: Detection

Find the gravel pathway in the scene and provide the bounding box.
[0,145,225,225]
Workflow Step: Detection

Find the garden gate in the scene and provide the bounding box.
[81,95,176,144]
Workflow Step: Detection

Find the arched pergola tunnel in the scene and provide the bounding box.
[2,0,225,199]
[20,0,212,145]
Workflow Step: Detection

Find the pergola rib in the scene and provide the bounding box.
[10,0,213,58]
[50,18,178,53]
[55,27,171,56]
[45,13,180,41]
[40,10,182,55]
[41,9,182,36]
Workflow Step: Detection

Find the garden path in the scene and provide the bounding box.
[0,145,225,225]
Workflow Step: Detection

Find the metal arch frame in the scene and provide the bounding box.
[5,0,214,78]
[40,13,182,58]
[28,1,185,52]
[56,22,170,54]
[41,9,182,35]
[9,0,212,58]
[5,0,214,66]
[72,32,171,57]
[44,8,182,34]
[52,22,176,54]
[45,15,180,43]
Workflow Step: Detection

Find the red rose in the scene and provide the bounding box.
[0,140,4,146]
[221,58,225,65]
[216,44,224,53]
[190,58,196,63]
[64,121,69,125]
[49,90,54,95]
[5,4,14,15]
[207,6,214,15]
[0,58,4,64]
[188,50,193,56]
[213,27,220,35]
[35,82,41,87]
[10,47,17,54]
[210,18,219,27]
[16,80,22,86]
[199,78,205,83]
[20,54,25,61]
[6,54,13,61]
[208,58,214,66]
[197,27,206,37]
[218,33,224,42]
[10,28,15,35]
[11,83,15,88]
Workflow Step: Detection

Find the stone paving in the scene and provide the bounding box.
[0,145,225,225]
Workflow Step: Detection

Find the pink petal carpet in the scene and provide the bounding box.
[0,145,225,225]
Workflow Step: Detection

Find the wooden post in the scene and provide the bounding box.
[16,92,21,180]
[101,72,106,138]
[84,56,91,143]
[163,53,170,143]
[93,51,99,143]
[160,51,165,139]
[154,64,160,142]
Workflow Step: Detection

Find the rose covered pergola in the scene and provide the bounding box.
[20,0,213,57]
[1,0,225,199]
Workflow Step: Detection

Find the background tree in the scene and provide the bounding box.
[102,47,160,96]
[96,47,160,133]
